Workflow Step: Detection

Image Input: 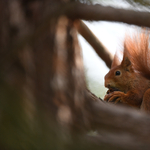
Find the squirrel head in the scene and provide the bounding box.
[105,52,135,93]
[105,29,150,93]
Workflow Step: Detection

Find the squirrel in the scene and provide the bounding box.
[104,29,150,112]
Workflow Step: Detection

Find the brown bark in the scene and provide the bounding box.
[85,90,150,150]
[65,3,150,28]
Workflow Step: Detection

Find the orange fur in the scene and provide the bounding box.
[111,51,121,68]
[104,29,150,112]
[124,30,150,79]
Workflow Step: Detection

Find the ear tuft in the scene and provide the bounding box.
[124,57,131,67]
[111,51,122,68]
[121,56,133,72]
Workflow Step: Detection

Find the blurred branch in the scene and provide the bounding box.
[77,20,113,68]
[64,2,150,27]
[84,90,150,149]
[10,2,150,64]
[86,88,104,102]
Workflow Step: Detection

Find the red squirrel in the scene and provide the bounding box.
[104,29,150,112]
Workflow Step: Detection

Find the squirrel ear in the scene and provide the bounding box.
[121,56,133,72]
[123,57,131,67]
[111,51,121,68]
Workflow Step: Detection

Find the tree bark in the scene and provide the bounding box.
[65,2,150,28]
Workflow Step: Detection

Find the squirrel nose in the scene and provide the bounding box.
[107,84,111,88]
[105,80,111,88]
[105,83,111,88]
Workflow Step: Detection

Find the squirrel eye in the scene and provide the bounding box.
[115,71,121,76]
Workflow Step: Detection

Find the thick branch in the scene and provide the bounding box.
[12,2,150,60]
[87,92,150,137]
[84,90,150,149]
[77,20,113,68]
[65,3,150,28]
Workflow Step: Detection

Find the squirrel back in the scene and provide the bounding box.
[124,29,150,79]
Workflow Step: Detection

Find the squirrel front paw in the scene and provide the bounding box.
[104,91,125,104]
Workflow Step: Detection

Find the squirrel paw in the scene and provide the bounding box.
[104,91,125,104]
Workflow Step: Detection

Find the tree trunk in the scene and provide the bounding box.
[0,0,88,149]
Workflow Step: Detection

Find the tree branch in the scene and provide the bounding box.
[77,20,113,68]
[65,2,150,28]
[84,90,150,149]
